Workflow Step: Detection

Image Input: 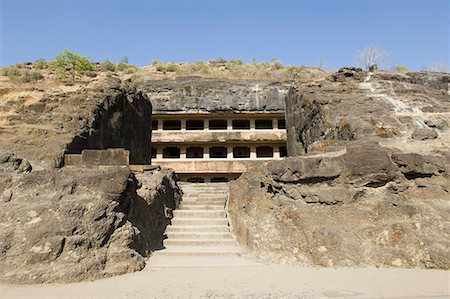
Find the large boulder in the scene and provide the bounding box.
[0,166,181,284]
[228,144,450,269]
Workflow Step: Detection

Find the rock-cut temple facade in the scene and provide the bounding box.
[147,78,288,182]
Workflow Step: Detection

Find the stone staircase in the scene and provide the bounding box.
[147,182,259,268]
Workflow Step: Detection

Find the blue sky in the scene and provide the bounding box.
[0,0,449,70]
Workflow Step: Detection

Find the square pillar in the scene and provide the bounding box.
[227,146,233,159]
[204,146,210,159]
[274,146,281,158]
[250,119,256,130]
[204,119,209,131]
[156,147,163,160]
[181,120,186,131]
[180,146,186,160]
[227,119,233,131]
[273,119,279,130]
[157,120,163,131]
[250,146,257,159]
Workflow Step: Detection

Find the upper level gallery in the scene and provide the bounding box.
[152,112,287,144]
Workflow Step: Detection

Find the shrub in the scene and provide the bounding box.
[209,58,227,66]
[1,66,21,78]
[34,58,47,69]
[191,61,210,74]
[20,71,44,82]
[100,60,116,72]
[48,50,95,81]
[271,58,284,70]
[286,66,305,79]
[395,65,409,72]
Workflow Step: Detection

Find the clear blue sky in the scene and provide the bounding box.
[1,0,449,70]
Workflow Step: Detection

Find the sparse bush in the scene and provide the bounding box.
[286,66,305,79]
[124,65,138,74]
[34,58,47,69]
[395,65,408,72]
[48,50,95,81]
[191,61,210,74]
[100,60,116,72]
[154,62,180,73]
[209,58,227,66]
[271,58,284,70]
[1,66,21,78]
[421,63,449,73]
[20,71,44,82]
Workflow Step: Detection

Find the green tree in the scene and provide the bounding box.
[48,50,95,81]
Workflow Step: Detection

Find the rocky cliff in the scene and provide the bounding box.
[135,76,288,113]
[285,68,449,155]
[0,76,152,169]
[0,74,180,284]
[229,68,450,269]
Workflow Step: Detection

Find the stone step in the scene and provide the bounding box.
[166,225,230,233]
[180,200,225,206]
[171,218,229,226]
[166,232,233,240]
[183,194,227,200]
[181,199,226,204]
[179,204,224,210]
[155,246,241,256]
[173,210,226,218]
[164,239,237,246]
[146,255,260,268]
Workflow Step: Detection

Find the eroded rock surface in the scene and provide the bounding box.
[0,166,181,283]
[136,77,288,113]
[286,68,450,155]
[229,143,450,269]
[0,76,152,169]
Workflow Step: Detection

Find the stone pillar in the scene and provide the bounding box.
[204,146,210,159]
[274,146,281,158]
[250,146,257,159]
[180,146,186,160]
[250,119,256,130]
[227,119,233,131]
[227,146,233,159]
[181,120,186,131]
[157,120,163,131]
[156,147,163,160]
[273,119,278,130]
[204,119,209,131]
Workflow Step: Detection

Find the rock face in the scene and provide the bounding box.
[0,76,152,169]
[0,166,181,283]
[228,143,450,269]
[136,77,288,113]
[229,69,450,269]
[285,68,450,155]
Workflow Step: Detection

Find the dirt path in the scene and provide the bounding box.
[1,265,448,299]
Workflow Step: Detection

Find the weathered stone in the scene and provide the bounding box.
[411,128,438,140]
[0,167,181,284]
[228,145,450,269]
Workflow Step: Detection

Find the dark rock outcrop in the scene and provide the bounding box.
[0,166,181,284]
[65,80,152,165]
[0,77,152,169]
[136,77,288,113]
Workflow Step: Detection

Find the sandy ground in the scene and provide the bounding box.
[0,264,449,299]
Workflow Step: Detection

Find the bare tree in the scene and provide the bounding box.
[421,63,449,73]
[356,45,388,71]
